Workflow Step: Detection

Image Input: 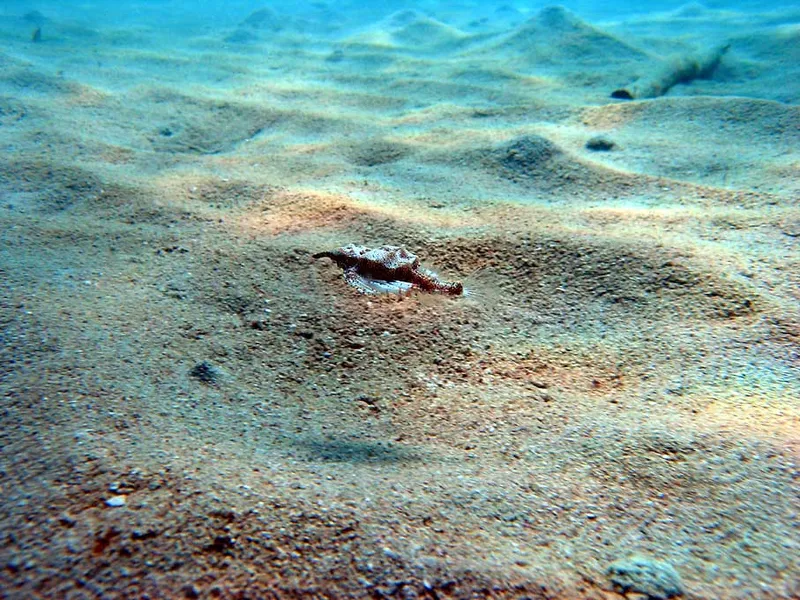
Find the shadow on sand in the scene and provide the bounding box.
[291,436,426,464]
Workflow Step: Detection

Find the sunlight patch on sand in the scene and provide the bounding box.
[696,395,800,457]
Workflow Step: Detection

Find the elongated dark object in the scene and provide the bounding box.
[612,43,730,100]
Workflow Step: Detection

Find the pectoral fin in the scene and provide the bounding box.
[343,269,414,295]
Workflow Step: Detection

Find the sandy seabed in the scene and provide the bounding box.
[0,2,799,599]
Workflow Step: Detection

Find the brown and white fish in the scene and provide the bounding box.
[313,244,465,296]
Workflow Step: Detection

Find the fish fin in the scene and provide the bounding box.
[461,286,483,300]
[343,269,376,294]
[343,270,413,295]
[364,279,415,295]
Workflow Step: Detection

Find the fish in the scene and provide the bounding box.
[313,244,465,296]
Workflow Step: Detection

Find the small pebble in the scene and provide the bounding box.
[105,495,127,507]
[190,361,222,385]
[586,135,616,151]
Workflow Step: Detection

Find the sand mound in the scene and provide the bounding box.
[727,27,800,102]
[390,15,471,51]
[480,6,647,66]
[584,95,799,140]
[382,9,426,29]
[0,159,106,212]
[126,89,341,156]
[444,133,635,195]
[136,91,276,155]
[240,7,284,31]
[342,10,473,54]
[346,138,414,166]
[493,134,563,174]
[579,96,800,193]
[0,157,192,224]
[224,5,333,42]
[0,63,80,97]
[427,233,758,322]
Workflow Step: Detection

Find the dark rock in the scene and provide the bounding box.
[206,534,236,554]
[190,361,222,385]
[59,514,77,527]
[586,135,616,151]
[131,528,160,540]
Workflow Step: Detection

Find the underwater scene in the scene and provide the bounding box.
[0,0,798,597]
